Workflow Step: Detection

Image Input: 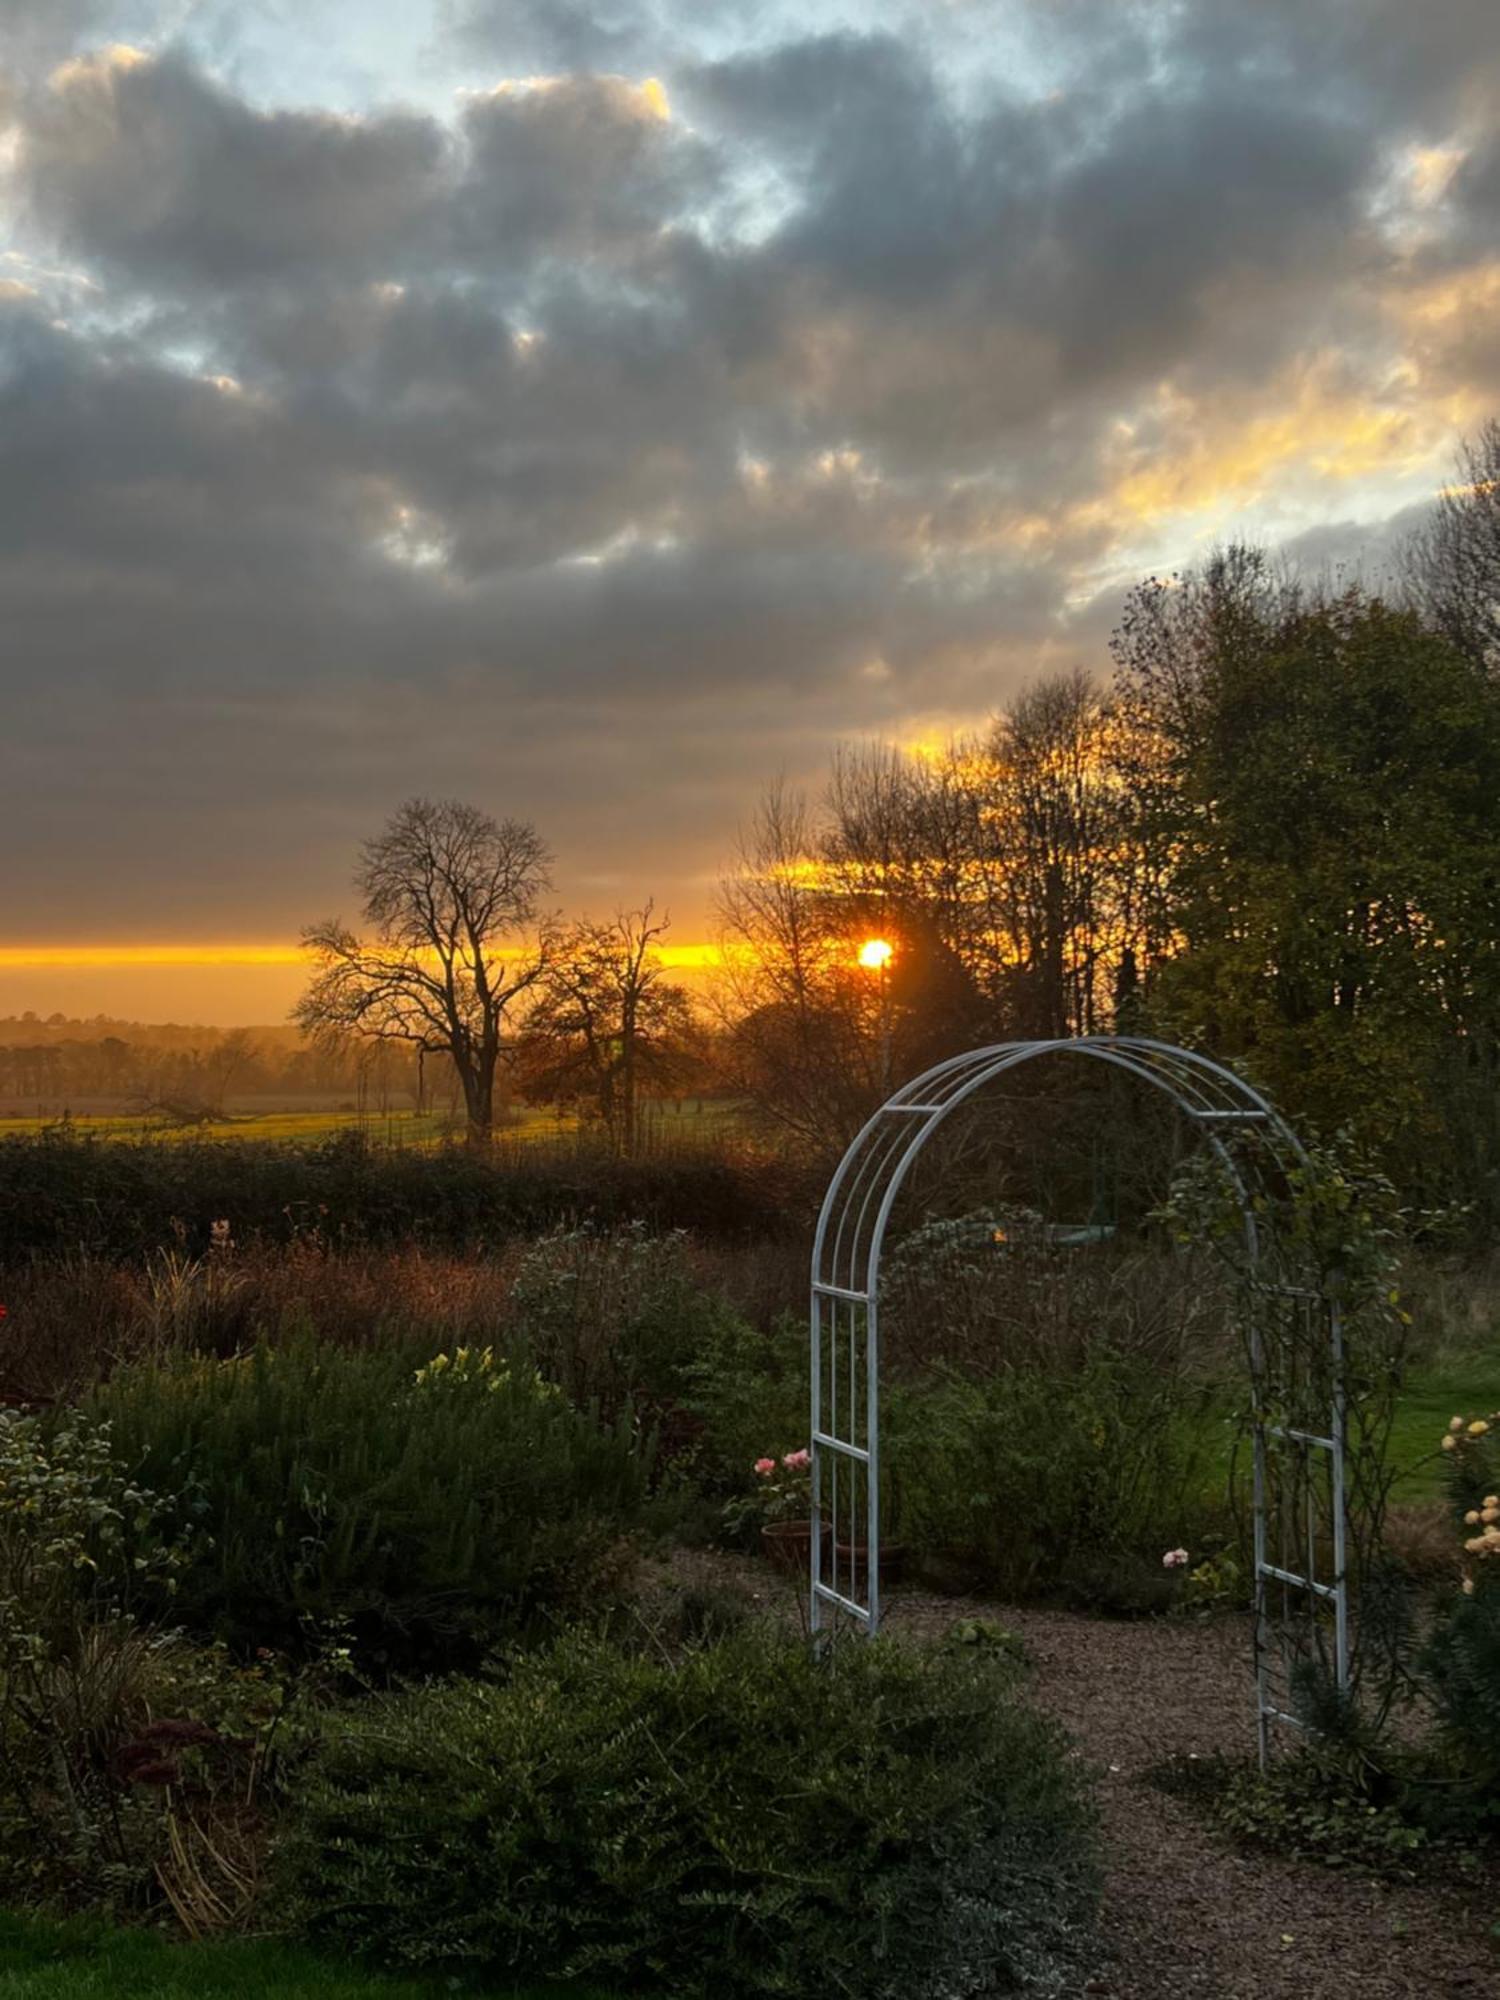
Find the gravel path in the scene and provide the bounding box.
[955,1601,1495,1999]
[661,1553,1499,1998]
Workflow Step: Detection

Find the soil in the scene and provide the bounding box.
[655,1550,1499,1998]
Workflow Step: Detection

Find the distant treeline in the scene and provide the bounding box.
[0,1019,419,1107]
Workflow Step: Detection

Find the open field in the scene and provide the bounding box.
[0,1099,747,1150]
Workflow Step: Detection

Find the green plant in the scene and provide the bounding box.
[888,1356,1231,1603]
[0,1408,290,1916]
[1421,1405,1500,1820]
[279,1626,1098,1999]
[1152,1750,1440,1877]
[88,1334,652,1672]
[507,1221,742,1424]
[683,1310,809,1499]
[1175,1545,1245,1615]
[721,1447,812,1537]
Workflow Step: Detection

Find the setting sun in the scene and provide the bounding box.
[857,938,894,970]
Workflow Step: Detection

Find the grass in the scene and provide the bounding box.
[0,1914,612,1999]
[1385,1353,1498,1501]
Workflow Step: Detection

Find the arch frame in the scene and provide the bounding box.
[809,1036,1349,1764]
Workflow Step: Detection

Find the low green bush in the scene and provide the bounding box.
[689,1316,1232,1596]
[88,1335,652,1672]
[683,1308,809,1503]
[889,1357,1233,1604]
[1152,1749,1443,1877]
[279,1626,1098,1999]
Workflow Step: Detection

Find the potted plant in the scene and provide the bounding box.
[727,1449,828,1572]
[834,1527,907,1590]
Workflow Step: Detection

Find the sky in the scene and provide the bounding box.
[2,0,1498,1024]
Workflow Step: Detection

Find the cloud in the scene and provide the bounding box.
[2,0,1499,952]
[15,46,452,285]
[455,71,714,259]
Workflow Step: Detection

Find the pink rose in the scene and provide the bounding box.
[753,1457,777,1477]
[782,1449,811,1471]
[1162,1548,1190,1570]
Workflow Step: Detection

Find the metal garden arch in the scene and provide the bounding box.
[810,1035,1349,1762]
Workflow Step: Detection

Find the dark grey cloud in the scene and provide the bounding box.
[456,72,715,259]
[16,48,452,285]
[1,1,1498,947]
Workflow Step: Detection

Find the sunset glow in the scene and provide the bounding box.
[0,941,724,972]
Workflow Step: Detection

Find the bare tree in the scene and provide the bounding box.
[520,903,696,1155]
[983,669,1137,1038]
[714,781,879,1147]
[1406,417,1500,676]
[296,799,551,1145]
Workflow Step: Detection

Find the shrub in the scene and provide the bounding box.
[279,1627,1098,1998]
[0,1408,282,1916]
[1420,1406,1500,1821]
[506,1221,744,1424]
[0,1128,804,1264]
[682,1309,809,1509]
[889,1356,1232,1603]
[87,1335,652,1672]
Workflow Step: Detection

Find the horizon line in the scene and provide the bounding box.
[0,942,726,971]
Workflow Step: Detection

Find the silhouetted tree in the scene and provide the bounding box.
[520,904,696,1155]
[297,799,551,1145]
[1407,416,1500,677]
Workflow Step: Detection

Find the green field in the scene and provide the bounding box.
[0,1100,744,1150]
[0,1914,611,2000]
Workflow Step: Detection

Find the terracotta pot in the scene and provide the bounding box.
[833,1541,907,1589]
[760,1519,831,1573]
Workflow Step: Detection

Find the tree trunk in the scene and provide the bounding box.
[463,1049,496,1146]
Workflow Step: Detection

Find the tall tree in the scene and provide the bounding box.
[1113,550,1500,1212]
[1406,416,1500,677]
[297,799,551,1145]
[520,904,696,1155]
[983,669,1138,1039]
[715,782,883,1147]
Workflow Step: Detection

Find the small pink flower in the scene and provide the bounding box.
[1162,1548,1190,1570]
[782,1448,811,1471]
[753,1457,777,1477]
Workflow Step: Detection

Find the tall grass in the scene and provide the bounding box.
[0,1226,809,1406]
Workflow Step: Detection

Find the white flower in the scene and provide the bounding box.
[1163,1547,1190,1569]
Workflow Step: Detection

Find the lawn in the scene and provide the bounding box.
[1385,1352,1498,1500]
[0,1915,610,2000]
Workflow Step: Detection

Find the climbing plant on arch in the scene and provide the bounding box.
[809,1036,1404,1762]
